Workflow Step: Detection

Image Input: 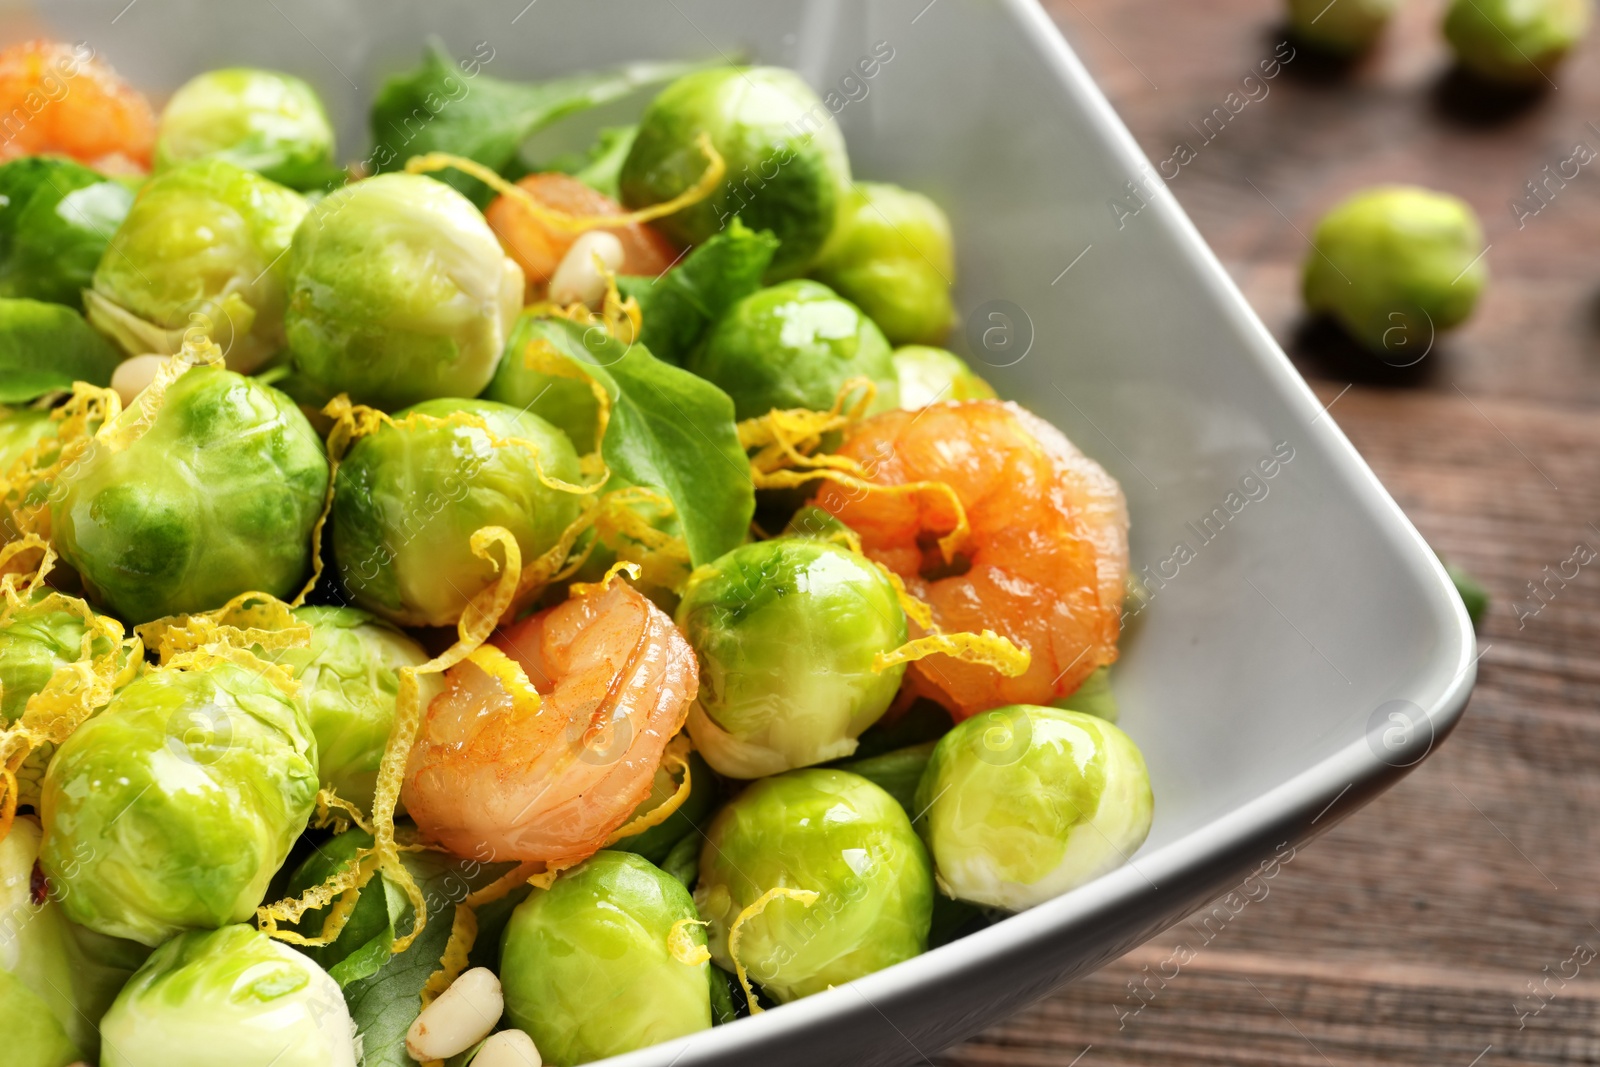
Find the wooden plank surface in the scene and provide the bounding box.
[941,2,1600,1065]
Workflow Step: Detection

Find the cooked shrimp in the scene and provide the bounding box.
[485,172,679,295]
[815,399,1128,719]
[402,577,697,865]
[0,40,155,171]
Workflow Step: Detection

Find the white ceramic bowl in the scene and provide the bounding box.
[35,1,1476,1063]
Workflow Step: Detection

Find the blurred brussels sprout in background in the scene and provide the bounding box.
[285,173,523,410]
[914,705,1152,911]
[85,159,308,373]
[812,182,955,346]
[154,68,338,190]
[1287,0,1397,53]
[260,606,436,811]
[621,66,851,278]
[689,279,897,419]
[2,816,150,1065]
[482,312,605,453]
[39,661,319,945]
[612,747,720,864]
[1444,0,1590,85]
[0,156,133,309]
[50,365,329,624]
[501,850,712,1065]
[1303,185,1486,356]
[677,539,908,778]
[99,924,356,1067]
[891,345,996,410]
[332,397,581,627]
[695,769,932,1004]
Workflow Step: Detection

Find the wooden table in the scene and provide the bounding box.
[942,2,1600,1065]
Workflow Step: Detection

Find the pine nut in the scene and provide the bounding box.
[110,354,169,407]
[405,967,504,1061]
[472,1028,542,1067]
[548,231,625,309]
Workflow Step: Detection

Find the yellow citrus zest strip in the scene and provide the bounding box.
[729,887,819,1014]
[96,339,224,456]
[311,787,374,836]
[0,383,120,567]
[466,861,544,910]
[604,733,692,846]
[872,630,1031,678]
[526,861,576,891]
[404,131,726,232]
[465,645,542,717]
[420,905,479,1009]
[570,560,642,600]
[667,918,711,966]
[594,488,694,592]
[519,337,613,482]
[256,850,379,947]
[872,562,933,632]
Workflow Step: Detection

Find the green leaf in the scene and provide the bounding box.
[538,318,754,566]
[1054,665,1119,723]
[0,298,122,402]
[0,156,133,311]
[542,124,640,201]
[618,219,780,366]
[370,42,695,206]
[835,741,938,814]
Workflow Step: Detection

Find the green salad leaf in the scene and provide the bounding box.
[0,157,133,311]
[0,298,122,402]
[370,43,695,206]
[618,218,779,366]
[541,124,640,200]
[500,317,754,567]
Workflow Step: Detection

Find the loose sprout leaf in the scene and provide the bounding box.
[618,219,780,367]
[533,318,754,567]
[0,156,133,310]
[0,298,122,402]
[370,43,697,206]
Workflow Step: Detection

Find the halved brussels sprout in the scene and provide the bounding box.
[677,538,908,778]
[259,606,437,811]
[154,68,337,190]
[85,159,309,373]
[50,365,329,624]
[812,182,955,346]
[99,924,356,1067]
[284,173,524,411]
[38,661,319,945]
[913,705,1152,911]
[331,397,582,627]
[0,156,134,310]
[891,345,995,409]
[621,66,851,278]
[500,850,712,1066]
[689,279,898,419]
[2,816,150,1065]
[694,769,933,1004]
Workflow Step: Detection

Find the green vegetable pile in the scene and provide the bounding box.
[0,45,1153,1067]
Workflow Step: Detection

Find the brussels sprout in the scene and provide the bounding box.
[331,397,582,627]
[811,182,955,346]
[695,769,932,1004]
[259,606,436,810]
[50,365,329,624]
[2,816,150,1065]
[284,173,524,410]
[913,705,1152,911]
[500,850,712,1065]
[154,68,338,190]
[621,66,851,278]
[1287,0,1396,53]
[1444,0,1590,85]
[99,924,356,1067]
[0,156,133,309]
[612,748,720,864]
[891,345,996,409]
[482,313,605,453]
[1303,185,1486,356]
[38,661,319,945]
[677,539,908,778]
[0,408,54,477]
[689,279,897,419]
[85,159,309,373]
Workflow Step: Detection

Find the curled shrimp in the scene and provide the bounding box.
[402,577,697,865]
[815,399,1128,719]
[0,40,155,172]
[485,172,679,296]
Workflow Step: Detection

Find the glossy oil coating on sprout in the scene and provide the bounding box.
[816,399,1128,719]
[404,579,698,865]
